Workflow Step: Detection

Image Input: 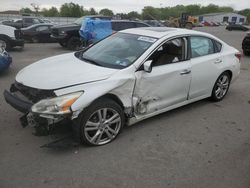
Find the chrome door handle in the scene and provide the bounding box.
[214,59,222,64]
[180,69,191,75]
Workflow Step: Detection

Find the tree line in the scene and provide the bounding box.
[20,2,250,22]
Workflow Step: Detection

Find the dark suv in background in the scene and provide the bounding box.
[2,17,45,29]
[226,24,249,31]
[51,16,150,50]
[242,32,250,56]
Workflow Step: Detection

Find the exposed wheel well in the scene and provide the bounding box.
[0,34,10,40]
[100,94,124,110]
[223,70,232,80]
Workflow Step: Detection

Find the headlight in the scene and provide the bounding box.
[31,92,83,115]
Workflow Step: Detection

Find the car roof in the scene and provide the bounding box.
[112,20,144,23]
[30,23,54,27]
[120,27,209,39]
[22,23,54,30]
[111,20,150,25]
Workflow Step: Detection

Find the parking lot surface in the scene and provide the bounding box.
[0,26,250,188]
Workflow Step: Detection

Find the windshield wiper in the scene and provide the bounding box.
[81,57,101,66]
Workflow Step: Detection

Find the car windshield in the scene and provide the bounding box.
[74,17,84,25]
[77,33,157,69]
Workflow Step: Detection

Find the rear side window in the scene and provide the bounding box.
[112,22,135,31]
[190,36,215,58]
[214,41,222,53]
[24,18,33,24]
[135,23,148,28]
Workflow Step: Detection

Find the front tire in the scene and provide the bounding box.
[32,37,39,43]
[67,36,81,50]
[211,72,231,102]
[0,37,11,51]
[73,98,125,146]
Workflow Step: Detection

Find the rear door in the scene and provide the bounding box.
[188,36,222,99]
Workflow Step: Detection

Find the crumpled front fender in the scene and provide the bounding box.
[54,71,136,115]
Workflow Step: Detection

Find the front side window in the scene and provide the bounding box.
[36,26,49,32]
[33,19,41,24]
[77,33,156,69]
[16,20,22,23]
[148,38,186,67]
[190,36,215,58]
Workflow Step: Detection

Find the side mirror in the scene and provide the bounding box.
[143,60,153,73]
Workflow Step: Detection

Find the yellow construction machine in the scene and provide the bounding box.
[164,13,198,29]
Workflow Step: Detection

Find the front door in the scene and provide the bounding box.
[133,37,191,117]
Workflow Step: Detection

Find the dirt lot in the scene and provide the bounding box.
[0,26,250,188]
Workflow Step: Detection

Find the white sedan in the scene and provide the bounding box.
[4,27,241,146]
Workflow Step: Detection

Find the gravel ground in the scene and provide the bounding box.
[0,26,249,188]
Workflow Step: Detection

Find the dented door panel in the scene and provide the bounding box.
[133,61,191,116]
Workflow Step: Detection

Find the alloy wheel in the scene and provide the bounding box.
[215,75,230,99]
[0,39,7,49]
[84,108,122,145]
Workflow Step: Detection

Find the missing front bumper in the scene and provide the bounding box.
[20,112,67,136]
[4,90,32,113]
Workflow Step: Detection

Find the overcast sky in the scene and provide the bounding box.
[0,0,249,13]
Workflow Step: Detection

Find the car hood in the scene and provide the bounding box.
[16,53,118,90]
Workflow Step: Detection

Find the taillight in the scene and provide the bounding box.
[235,52,241,61]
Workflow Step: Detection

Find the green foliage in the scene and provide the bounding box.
[60,2,85,17]
[142,6,161,20]
[20,3,248,23]
[89,8,97,15]
[99,8,114,16]
[127,11,141,19]
[141,4,237,20]
[238,9,250,22]
[20,8,33,14]
[42,7,59,17]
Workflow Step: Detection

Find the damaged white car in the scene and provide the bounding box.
[4,27,241,146]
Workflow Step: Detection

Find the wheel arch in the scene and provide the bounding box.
[0,34,11,42]
[100,93,125,110]
[223,70,233,81]
[0,34,11,50]
[210,70,232,101]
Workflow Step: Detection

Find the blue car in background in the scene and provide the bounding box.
[0,48,12,72]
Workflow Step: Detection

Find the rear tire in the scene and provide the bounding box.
[210,72,231,102]
[243,50,250,56]
[59,41,67,47]
[72,98,125,146]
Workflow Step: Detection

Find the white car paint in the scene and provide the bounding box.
[0,25,15,38]
[13,27,240,125]
[16,53,119,89]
